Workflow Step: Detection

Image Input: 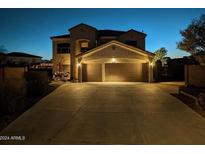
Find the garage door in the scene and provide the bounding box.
[105,63,148,82]
[82,64,102,82]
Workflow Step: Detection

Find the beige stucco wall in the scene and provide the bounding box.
[4,67,27,79]
[70,24,97,80]
[78,43,151,82]
[70,25,97,53]
[81,44,149,64]
[0,66,28,89]
[185,65,205,88]
[52,39,70,74]
[118,30,146,50]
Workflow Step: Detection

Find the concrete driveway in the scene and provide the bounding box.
[1,82,205,144]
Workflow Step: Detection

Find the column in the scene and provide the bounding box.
[102,63,105,82]
[78,63,82,82]
[148,62,154,82]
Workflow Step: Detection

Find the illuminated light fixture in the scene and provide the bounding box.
[112,57,116,63]
[77,63,81,67]
[150,62,154,66]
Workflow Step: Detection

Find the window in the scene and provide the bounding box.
[81,42,88,48]
[57,43,70,54]
[99,40,108,45]
[125,41,137,47]
[80,41,89,52]
[32,58,36,63]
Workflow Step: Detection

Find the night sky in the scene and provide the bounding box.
[0,8,205,60]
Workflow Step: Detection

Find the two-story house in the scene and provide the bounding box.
[51,23,154,82]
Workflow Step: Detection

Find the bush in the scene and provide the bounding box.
[25,71,50,96]
[0,81,26,115]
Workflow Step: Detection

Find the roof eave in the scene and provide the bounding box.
[50,35,70,40]
[69,23,97,31]
[76,40,154,58]
[128,29,147,37]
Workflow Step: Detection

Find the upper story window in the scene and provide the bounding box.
[80,41,89,52]
[57,43,70,54]
[125,40,137,47]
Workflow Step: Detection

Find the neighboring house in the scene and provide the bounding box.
[30,60,53,69]
[51,23,154,82]
[6,52,42,65]
[0,52,42,87]
[0,52,7,65]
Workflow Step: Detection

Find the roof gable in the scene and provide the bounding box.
[128,29,146,36]
[50,34,70,39]
[69,23,97,31]
[50,28,146,39]
[76,40,154,59]
[119,29,147,38]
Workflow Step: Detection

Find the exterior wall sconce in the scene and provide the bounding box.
[150,62,154,66]
[77,63,81,67]
[112,58,116,63]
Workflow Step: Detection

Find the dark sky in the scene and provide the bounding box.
[0,8,205,60]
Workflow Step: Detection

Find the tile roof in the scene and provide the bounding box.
[50,29,146,39]
[50,34,70,39]
[69,23,97,31]
[7,52,42,58]
[98,30,125,37]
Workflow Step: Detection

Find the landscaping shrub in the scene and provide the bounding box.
[0,81,26,115]
[25,71,50,96]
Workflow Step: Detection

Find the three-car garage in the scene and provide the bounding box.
[76,40,154,82]
[82,63,149,82]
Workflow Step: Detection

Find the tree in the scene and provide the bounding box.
[177,14,205,56]
[152,47,168,63]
